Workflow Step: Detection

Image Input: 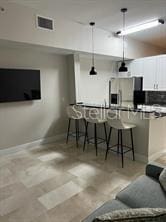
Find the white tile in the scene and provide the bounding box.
[0,168,17,189]
[38,181,84,210]
[38,152,66,162]
[68,163,103,179]
[18,164,59,188]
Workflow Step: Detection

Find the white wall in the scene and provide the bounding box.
[0,1,165,59]
[148,117,166,158]
[0,47,69,150]
[78,56,117,105]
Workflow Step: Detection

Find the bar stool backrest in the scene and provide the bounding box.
[107,111,125,129]
[66,105,84,119]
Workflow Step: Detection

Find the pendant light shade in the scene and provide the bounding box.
[90,66,97,75]
[119,62,128,72]
[89,22,97,75]
[119,8,128,73]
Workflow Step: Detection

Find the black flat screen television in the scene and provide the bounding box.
[0,68,41,103]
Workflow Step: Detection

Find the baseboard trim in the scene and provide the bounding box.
[134,153,148,163]
[0,134,66,156]
[121,149,148,163]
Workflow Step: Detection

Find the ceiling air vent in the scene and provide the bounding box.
[36,15,54,31]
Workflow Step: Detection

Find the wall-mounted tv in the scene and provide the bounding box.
[0,68,41,103]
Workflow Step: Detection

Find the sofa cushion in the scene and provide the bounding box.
[159,168,166,191]
[93,208,166,222]
[82,199,129,222]
[116,175,166,208]
[146,163,164,181]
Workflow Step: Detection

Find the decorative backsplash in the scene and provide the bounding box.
[146,91,166,105]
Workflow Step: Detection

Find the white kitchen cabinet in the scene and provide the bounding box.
[118,55,166,91]
[130,55,166,91]
[142,57,157,91]
[130,59,144,77]
[156,55,166,91]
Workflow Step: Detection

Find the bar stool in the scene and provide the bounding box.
[83,109,107,156]
[66,105,87,147]
[105,111,136,168]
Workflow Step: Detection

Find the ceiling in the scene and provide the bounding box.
[6,0,166,49]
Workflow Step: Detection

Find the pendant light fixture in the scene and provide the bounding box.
[119,8,128,73]
[89,22,97,75]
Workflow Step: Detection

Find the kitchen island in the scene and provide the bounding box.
[73,103,166,163]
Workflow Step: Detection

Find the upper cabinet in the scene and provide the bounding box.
[156,55,166,91]
[130,59,144,77]
[142,57,157,91]
[130,55,166,91]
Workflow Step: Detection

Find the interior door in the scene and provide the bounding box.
[142,57,157,91]
[156,55,166,91]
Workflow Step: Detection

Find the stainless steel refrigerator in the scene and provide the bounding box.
[109,77,143,108]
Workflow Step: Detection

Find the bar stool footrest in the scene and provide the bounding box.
[108,144,133,155]
[88,137,106,145]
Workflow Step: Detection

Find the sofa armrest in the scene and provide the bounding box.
[146,163,164,181]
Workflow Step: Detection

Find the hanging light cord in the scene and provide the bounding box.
[119,8,128,72]
[122,11,125,62]
[92,24,95,67]
[89,22,97,75]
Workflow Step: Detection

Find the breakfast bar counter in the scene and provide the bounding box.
[72,103,166,163]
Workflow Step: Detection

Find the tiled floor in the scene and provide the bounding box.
[0,140,165,222]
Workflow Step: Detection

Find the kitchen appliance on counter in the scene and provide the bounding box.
[109,77,143,108]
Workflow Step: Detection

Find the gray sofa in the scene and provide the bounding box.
[83,163,166,222]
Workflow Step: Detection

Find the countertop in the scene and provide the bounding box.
[71,103,166,118]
